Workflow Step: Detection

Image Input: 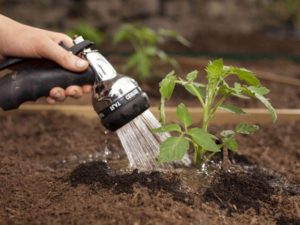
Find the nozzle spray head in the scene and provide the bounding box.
[76,37,150,131]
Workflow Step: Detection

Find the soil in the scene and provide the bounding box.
[0,111,299,225]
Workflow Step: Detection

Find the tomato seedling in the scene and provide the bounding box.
[113,24,190,80]
[154,59,277,167]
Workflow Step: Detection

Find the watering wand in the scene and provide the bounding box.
[0,36,150,131]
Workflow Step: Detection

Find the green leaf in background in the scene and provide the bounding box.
[188,128,220,152]
[220,130,235,137]
[159,71,176,100]
[223,137,238,151]
[186,70,198,81]
[230,67,260,86]
[176,103,193,127]
[137,52,151,78]
[67,22,104,45]
[113,24,136,44]
[157,29,190,47]
[158,137,189,163]
[152,124,182,133]
[235,122,259,134]
[247,86,277,123]
[219,103,246,115]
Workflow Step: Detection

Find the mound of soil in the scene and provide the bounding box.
[0,111,299,225]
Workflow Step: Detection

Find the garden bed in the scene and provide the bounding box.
[0,109,299,225]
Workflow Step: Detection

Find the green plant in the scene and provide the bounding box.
[113,24,190,80]
[154,59,277,167]
[67,22,104,45]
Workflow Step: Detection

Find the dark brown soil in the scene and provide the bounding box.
[0,111,299,225]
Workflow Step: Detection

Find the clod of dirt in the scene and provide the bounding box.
[276,216,300,225]
[203,167,276,215]
[70,161,193,204]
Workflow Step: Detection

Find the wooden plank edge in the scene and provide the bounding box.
[1,104,298,125]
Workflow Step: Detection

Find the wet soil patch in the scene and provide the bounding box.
[276,216,300,225]
[203,167,276,215]
[70,161,193,204]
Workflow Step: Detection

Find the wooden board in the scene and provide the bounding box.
[1,104,299,125]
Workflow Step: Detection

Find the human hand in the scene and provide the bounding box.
[0,14,92,104]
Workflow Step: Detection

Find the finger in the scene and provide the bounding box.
[49,87,66,102]
[65,86,83,99]
[48,32,74,48]
[46,97,56,104]
[37,38,88,72]
[82,85,92,93]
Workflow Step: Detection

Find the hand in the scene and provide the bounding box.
[0,14,92,104]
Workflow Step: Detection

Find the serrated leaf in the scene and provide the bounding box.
[248,86,270,96]
[206,59,224,77]
[247,86,277,123]
[152,124,181,133]
[158,137,189,163]
[220,103,246,115]
[188,128,220,152]
[230,67,260,86]
[183,82,206,99]
[159,71,176,100]
[235,123,259,134]
[223,137,238,151]
[220,130,235,137]
[186,70,198,81]
[176,103,192,127]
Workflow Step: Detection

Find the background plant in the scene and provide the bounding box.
[113,24,190,80]
[154,59,277,167]
[67,22,105,45]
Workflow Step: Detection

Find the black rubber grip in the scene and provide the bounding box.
[0,59,95,110]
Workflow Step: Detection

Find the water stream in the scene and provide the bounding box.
[117,109,191,170]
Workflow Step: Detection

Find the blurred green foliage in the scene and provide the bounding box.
[67,22,104,45]
[113,24,190,80]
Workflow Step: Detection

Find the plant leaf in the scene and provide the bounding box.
[186,70,198,81]
[176,103,193,127]
[235,123,259,134]
[206,59,226,83]
[152,124,182,133]
[159,71,176,100]
[188,128,220,152]
[230,67,260,86]
[219,103,246,115]
[247,86,277,123]
[183,82,206,99]
[223,137,238,151]
[220,130,235,137]
[158,137,189,163]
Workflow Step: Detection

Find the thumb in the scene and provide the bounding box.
[38,39,89,72]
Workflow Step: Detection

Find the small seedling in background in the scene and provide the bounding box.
[154,59,277,168]
[67,22,104,45]
[113,24,190,80]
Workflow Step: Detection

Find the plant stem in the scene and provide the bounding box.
[222,146,230,171]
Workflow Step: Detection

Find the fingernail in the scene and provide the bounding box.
[76,59,87,68]
[71,90,77,96]
[54,92,61,98]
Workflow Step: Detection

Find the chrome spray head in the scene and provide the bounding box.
[75,36,150,131]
